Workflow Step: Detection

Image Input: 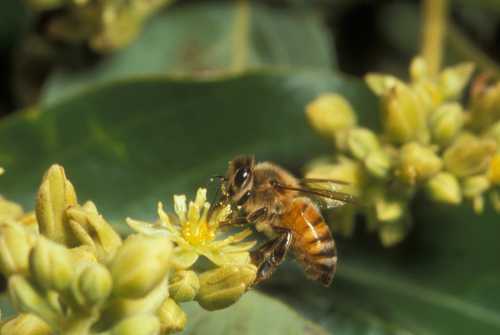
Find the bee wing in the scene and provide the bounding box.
[274,181,357,209]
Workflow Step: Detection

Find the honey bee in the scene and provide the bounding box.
[216,156,355,287]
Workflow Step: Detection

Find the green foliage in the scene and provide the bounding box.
[1,0,500,334]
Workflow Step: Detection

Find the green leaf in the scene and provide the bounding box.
[181,291,327,335]
[42,2,335,105]
[0,70,371,225]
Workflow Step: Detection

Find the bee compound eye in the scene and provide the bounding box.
[234,167,250,188]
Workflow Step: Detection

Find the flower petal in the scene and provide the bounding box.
[126,218,170,237]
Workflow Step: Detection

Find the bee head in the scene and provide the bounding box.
[225,155,255,205]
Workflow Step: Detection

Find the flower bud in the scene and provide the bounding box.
[469,81,500,130]
[110,235,172,298]
[380,82,429,144]
[305,94,357,139]
[429,103,464,146]
[72,263,112,307]
[409,57,429,82]
[485,121,500,145]
[36,164,78,246]
[29,237,75,293]
[109,315,160,335]
[0,197,23,222]
[473,195,485,214]
[169,270,199,302]
[1,313,52,335]
[196,264,257,311]
[373,194,406,223]
[364,149,391,179]
[305,156,364,196]
[398,142,442,184]
[488,154,500,185]
[157,298,187,334]
[439,62,475,99]
[66,202,122,262]
[443,134,496,177]
[0,223,33,275]
[378,214,412,247]
[365,74,404,96]
[347,127,380,160]
[8,276,58,327]
[462,175,490,199]
[425,172,462,205]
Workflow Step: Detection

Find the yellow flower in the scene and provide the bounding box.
[127,188,256,269]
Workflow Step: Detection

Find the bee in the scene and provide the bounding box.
[217,155,355,287]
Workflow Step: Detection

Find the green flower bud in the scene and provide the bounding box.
[110,235,172,298]
[373,194,406,223]
[66,202,122,262]
[305,94,357,139]
[473,195,485,214]
[484,121,500,146]
[29,237,74,292]
[169,270,200,302]
[1,313,52,335]
[425,172,462,205]
[72,263,112,307]
[443,134,496,177]
[365,74,404,96]
[438,62,475,99]
[347,127,380,160]
[378,214,412,247]
[0,223,33,275]
[409,57,429,82]
[0,197,23,223]
[364,149,391,179]
[157,298,187,334]
[429,103,465,146]
[305,156,364,196]
[8,276,58,327]
[398,142,442,184]
[36,164,78,246]
[109,314,160,335]
[469,81,500,131]
[196,264,257,311]
[380,82,429,144]
[462,175,490,198]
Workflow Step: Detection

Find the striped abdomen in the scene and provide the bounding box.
[281,197,337,286]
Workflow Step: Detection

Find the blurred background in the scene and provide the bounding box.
[1,0,499,113]
[0,0,500,334]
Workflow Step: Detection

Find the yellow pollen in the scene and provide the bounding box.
[181,219,216,246]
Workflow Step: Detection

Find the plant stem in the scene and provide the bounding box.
[231,0,250,72]
[421,0,448,75]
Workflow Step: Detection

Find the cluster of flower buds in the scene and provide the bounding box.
[306,57,500,246]
[24,0,173,52]
[0,165,257,334]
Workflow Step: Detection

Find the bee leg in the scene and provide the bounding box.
[251,228,293,286]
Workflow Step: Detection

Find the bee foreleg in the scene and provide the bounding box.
[246,207,268,223]
[251,228,293,286]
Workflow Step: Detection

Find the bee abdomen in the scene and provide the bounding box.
[289,198,337,287]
